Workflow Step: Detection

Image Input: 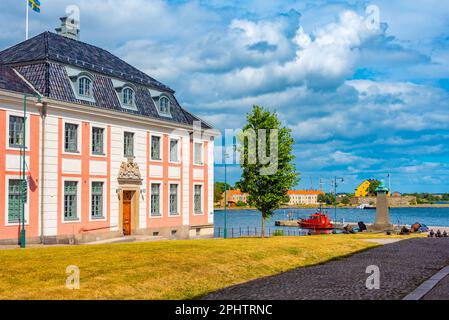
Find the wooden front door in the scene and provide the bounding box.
[123,191,133,236]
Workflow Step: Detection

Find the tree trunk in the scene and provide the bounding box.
[261,215,265,239]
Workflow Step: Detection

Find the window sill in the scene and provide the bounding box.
[169,213,180,217]
[62,219,81,224]
[9,145,28,149]
[150,214,162,218]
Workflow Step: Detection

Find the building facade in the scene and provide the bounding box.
[287,190,324,205]
[223,190,248,206]
[0,28,217,244]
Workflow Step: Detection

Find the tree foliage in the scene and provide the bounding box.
[237,106,299,237]
[368,180,381,196]
[214,182,233,203]
[318,193,335,205]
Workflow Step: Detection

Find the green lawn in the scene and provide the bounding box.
[0,234,419,300]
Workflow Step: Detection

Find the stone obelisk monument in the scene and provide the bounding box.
[372,180,393,231]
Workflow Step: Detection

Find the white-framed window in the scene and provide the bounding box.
[194,142,203,165]
[91,126,104,155]
[124,131,134,158]
[66,67,96,103]
[169,183,179,216]
[8,115,24,148]
[151,135,162,161]
[62,179,81,222]
[64,122,79,153]
[90,180,106,221]
[158,96,171,116]
[150,183,162,217]
[5,177,29,226]
[78,76,93,98]
[169,138,179,162]
[122,87,135,108]
[6,111,31,151]
[194,184,203,215]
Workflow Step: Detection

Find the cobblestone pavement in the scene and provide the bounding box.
[423,273,449,300]
[203,238,449,300]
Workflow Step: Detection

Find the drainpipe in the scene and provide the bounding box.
[39,102,47,244]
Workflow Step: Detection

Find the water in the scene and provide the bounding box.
[213,207,449,236]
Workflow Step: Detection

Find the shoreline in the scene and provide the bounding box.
[214,204,449,211]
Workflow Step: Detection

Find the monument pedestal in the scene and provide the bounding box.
[370,181,393,231]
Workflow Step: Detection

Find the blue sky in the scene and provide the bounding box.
[1,0,449,193]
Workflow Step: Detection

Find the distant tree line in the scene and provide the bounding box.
[403,193,449,204]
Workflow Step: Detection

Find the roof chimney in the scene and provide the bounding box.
[55,16,80,41]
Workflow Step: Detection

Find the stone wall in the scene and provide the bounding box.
[351,196,417,207]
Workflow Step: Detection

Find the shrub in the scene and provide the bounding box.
[273,230,284,236]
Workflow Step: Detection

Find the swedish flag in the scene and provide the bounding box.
[28,0,41,13]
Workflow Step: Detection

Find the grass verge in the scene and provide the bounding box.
[0,233,421,299]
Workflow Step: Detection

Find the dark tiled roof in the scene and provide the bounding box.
[0,65,34,94]
[0,32,170,91]
[0,32,212,129]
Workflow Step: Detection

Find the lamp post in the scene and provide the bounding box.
[223,141,236,239]
[20,94,42,248]
[333,176,344,234]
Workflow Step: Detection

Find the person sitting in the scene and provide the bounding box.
[411,222,421,233]
[429,229,435,238]
[436,230,442,238]
[443,231,448,238]
[400,226,410,235]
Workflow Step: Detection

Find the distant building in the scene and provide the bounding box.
[355,179,374,197]
[287,190,324,205]
[223,190,248,206]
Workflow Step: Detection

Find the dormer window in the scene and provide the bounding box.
[78,76,92,98]
[65,66,96,103]
[122,87,135,107]
[159,96,170,115]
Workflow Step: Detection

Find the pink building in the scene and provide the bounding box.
[0,24,217,244]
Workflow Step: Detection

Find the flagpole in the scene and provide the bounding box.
[25,0,29,40]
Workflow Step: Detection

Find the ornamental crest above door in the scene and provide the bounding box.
[117,158,143,185]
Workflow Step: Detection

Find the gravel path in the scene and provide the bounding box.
[203,238,449,300]
[423,273,449,300]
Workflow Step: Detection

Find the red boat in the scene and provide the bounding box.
[298,211,334,230]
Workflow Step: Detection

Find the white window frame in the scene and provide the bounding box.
[168,182,181,217]
[193,140,204,165]
[4,175,30,227]
[90,123,107,157]
[169,137,180,163]
[67,71,96,103]
[157,95,172,117]
[120,86,138,111]
[112,80,138,111]
[77,75,94,99]
[6,111,31,152]
[193,183,204,215]
[149,181,163,218]
[61,177,82,224]
[62,119,82,155]
[123,131,135,158]
[150,133,163,162]
[89,178,107,222]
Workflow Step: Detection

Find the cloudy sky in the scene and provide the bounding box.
[1,0,449,193]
